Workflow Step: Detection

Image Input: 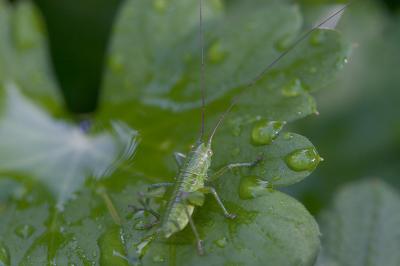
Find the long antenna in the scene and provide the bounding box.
[207,2,352,144]
[199,0,206,140]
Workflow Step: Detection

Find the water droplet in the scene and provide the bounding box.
[208,41,227,64]
[0,241,10,266]
[239,176,274,199]
[275,34,292,52]
[282,78,305,97]
[153,0,167,13]
[152,255,165,262]
[14,224,35,239]
[214,237,228,248]
[336,56,349,69]
[108,54,124,74]
[283,132,293,140]
[309,66,317,74]
[285,147,322,172]
[309,30,326,46]
[251,120,286,146]
[134,220,147,230]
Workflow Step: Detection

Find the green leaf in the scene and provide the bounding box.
[0,83,138,207]
[137,190,320,265]
[0,0,60,108]
[316,180,400,266]
[102,0,304,110]
[0,175,320,266]
[0,0,350,264]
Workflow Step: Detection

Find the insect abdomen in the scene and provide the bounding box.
[161,142,211,238]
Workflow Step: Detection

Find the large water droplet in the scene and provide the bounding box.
[309,30,326,46]
[152,255,165,262]
[275,34,292,52]
[251,120,286,146]
[214,237,228,248]
[208,41,227,64]
[14,224,35,239]
[0,241,10,266]
[239,176,273,199]
[282,78,305,97]
[336,56,349,69]
[283,132,293,140]
[153,0,167,13]
[285,147,322,172]
[134,220,147,230]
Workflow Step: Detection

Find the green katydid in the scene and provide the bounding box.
[129,0,351,257]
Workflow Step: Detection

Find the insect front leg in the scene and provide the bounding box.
[209,155,263,181]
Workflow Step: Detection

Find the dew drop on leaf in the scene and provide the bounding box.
[214,237,228,248]
[284,147,322,172]
[14,224,35,239]
[152,255,165,263]
[208,40,227,64]
[0,241,10,266]
[274,34,292,52]
[283,132,294,140]
[251,120,286,146]
[309,66,317,74]
[134,220,147,230]
[239,176,274,199]
[282,78,305,97]
[336,56,349,69]
[309,30,326,46]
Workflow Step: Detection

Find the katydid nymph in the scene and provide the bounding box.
[129,0,351,257]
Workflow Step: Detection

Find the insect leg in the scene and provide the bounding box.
[174,152,186,167]
[203,186,236,219]
[209,156,262,181]
[181,196,204,256]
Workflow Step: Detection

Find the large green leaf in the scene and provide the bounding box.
[0,173,320,266]
[102,0,304,110]
[316,180,400,266]
[0,0,350,264]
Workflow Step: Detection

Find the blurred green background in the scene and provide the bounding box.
[6,0,400,214]
[21,0,398,113]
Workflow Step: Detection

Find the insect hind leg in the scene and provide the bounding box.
[178,192,205,256]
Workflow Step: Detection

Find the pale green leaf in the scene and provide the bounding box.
[316,180,400,266]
